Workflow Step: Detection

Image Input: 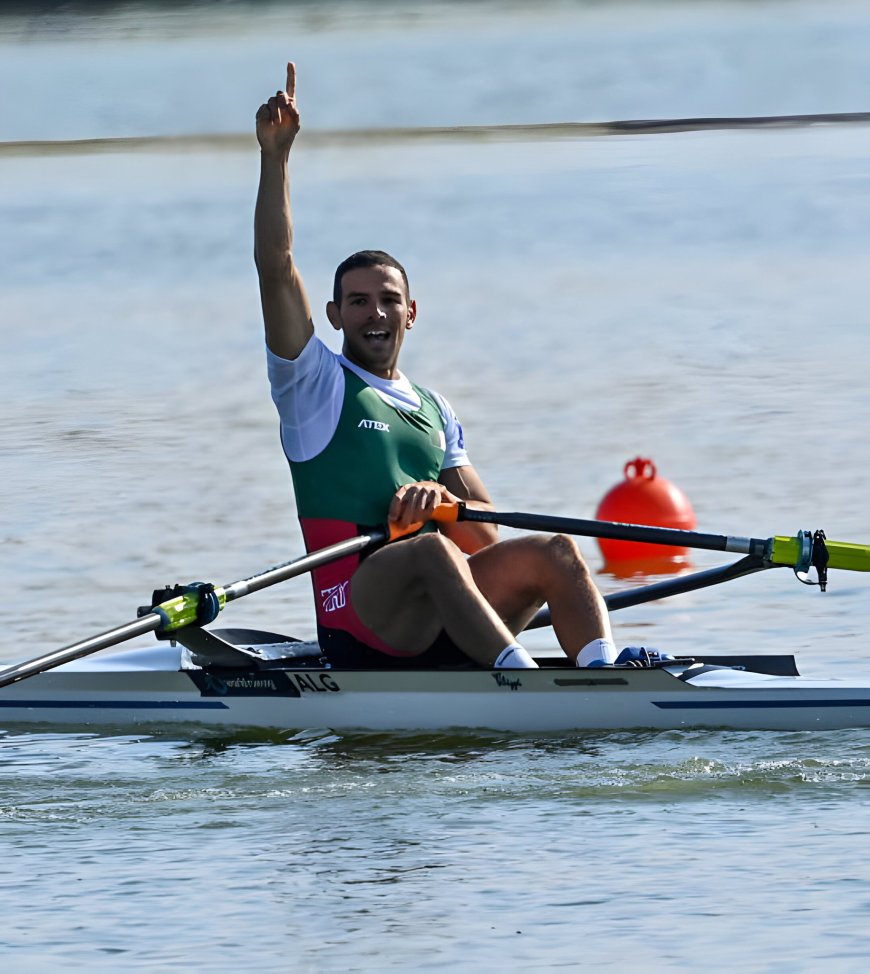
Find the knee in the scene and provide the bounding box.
[406,531,465,573]
[504,533,591,584]
[544,533,592,578]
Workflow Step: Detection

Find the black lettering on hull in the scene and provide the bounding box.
[187,670,342,698]
[188,670,301,698]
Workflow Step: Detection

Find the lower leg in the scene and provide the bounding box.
[470,534,613,665]
[422,557,531,666]
[543,535,614,663]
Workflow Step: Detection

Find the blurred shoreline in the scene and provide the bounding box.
[4,111,870,159]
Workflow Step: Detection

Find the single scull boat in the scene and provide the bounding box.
[2,507,869,732]
[1,627,870,732]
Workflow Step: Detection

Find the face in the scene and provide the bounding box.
[326,265,416,379]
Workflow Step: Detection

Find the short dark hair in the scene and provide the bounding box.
[332,250,410,304]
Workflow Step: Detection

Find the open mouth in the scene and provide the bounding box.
[364,330,391,343]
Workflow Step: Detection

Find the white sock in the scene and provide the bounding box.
[576,638,618,667]
[494,643,539,669]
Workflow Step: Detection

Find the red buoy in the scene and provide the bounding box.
[595,457,696,575]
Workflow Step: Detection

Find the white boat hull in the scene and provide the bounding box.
[2,642,870,732]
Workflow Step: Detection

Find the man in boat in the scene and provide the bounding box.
[254,63,616,670]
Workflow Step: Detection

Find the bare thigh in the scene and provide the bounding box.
[349,535,451,654]
[349,532,603,662]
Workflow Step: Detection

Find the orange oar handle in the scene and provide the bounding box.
[386,501,463,542]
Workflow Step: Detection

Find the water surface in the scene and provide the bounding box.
[2,2,870,970]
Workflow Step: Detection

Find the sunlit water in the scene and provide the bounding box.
[1,1,870,970]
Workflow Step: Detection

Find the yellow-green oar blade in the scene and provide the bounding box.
[770,536,870,572]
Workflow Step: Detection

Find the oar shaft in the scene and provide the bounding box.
[438,504,870,572]
[223,529,387,601]
[455,506,766,558]
[0,615,162,689]
[525,555,774,631]
[0,528,390,690]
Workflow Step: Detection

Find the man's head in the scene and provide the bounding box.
[327,251,416,380]
[332,250,410,305]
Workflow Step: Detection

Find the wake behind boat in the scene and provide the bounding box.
[2,510,870,733]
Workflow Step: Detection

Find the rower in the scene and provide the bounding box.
[254,61,616,671]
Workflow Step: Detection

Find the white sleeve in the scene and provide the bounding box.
[266,337,345,462]
[430,391,470,469]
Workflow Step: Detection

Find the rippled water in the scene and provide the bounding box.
[2,1,870,970]
[3,726,870,971]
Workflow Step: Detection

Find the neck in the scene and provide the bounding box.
[342,349,399,381]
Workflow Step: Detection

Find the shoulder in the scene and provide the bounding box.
[417,385,461,428]
[267,338,347,461]
[267,336,343,395]
[413,384,469,466]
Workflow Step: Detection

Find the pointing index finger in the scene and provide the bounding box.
[286,61,296,99]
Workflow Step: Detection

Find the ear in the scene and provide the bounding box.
[405,299,417,331]
[326,301,342,331]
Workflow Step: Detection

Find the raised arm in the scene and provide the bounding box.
[254,62,314,360]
